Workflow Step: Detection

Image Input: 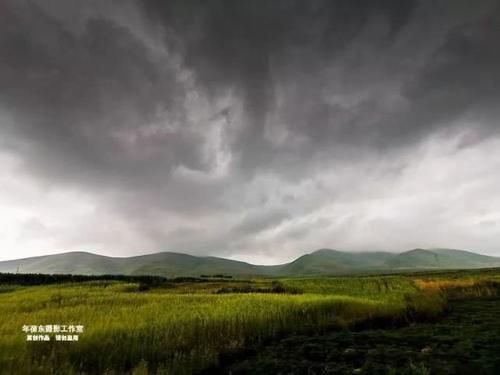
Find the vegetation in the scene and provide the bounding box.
[214,272,500,374]
[217,297,500,375]
[0,273,169,286]
[0,269,498,374]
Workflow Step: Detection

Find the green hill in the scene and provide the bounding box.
[385,248,500,269]
[276,249,394,275]
[0,252,123,275]
[431,248,500,267]
[0,251,270,277]
[0,248,499,277]
[118,252,274,277]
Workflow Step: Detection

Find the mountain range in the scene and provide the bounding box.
[1,248,500,277]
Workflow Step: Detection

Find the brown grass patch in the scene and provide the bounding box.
[414,278,477,290]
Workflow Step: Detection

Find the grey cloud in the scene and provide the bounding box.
[0,1,206,188]
[137,0,500,183]
[405,5,500,131]
[232,209,291,237]
[139,0,418,170]
[1,0,500,260]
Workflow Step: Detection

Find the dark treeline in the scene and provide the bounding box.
[0,272,168,285]
[0,273,241,286]
[216,281,302,295]
[200,274,233,279]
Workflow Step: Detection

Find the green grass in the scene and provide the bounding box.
[2,271,498,374]
[281,276,415,299]
[218,296,500,375]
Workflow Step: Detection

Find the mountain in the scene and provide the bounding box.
[385,249,442,269]
[118,252,276,276]
[431,248,500,267]
[276,249,394,275]
[0,252,123,275]
[0,251,272,277]
[385,248,500,269]
[0,248,499,277]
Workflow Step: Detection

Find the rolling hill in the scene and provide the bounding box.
[0,248,499,277]
[0,251,272,277]
[385,248,500,269]
[275,249,394,275]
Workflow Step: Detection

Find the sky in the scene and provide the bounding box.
[1,0,500,264]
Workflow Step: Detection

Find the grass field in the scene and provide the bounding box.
[217,296,500,375]
[0,270,498,374]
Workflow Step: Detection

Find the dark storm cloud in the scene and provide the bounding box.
[138,0,500,177]
[0,0,206,188]
[139,0,418,170]
[1,0,500,260]
[406,4,500,132]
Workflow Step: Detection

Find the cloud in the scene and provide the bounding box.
[1,0,500,261]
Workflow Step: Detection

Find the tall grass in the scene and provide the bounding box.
[0,272,483,374]
[415,277,500,299]
[282,276,415,300]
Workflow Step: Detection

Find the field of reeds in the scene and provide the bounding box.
[0,270,498,374]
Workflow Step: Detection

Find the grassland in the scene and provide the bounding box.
[0,270,498,374]
[217,296,500,375]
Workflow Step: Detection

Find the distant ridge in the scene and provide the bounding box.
[1,248,499,277]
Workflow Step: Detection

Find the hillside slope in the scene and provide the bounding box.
[0,248,499,277]
[385,248,500,269]
[276,249,394,275]
[0,251,271,277]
